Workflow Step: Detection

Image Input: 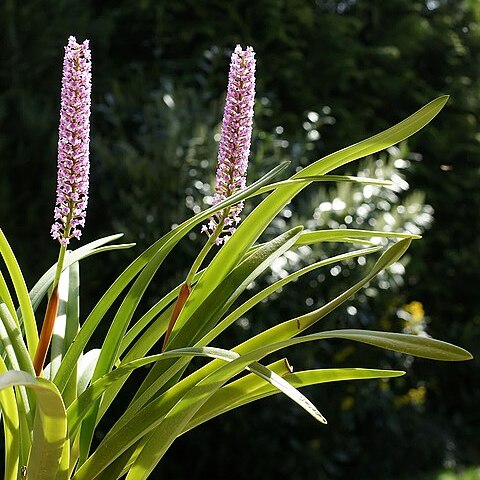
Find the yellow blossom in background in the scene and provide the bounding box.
[404,301,425,323]
[395,386,427,408]
[401,300,428,335]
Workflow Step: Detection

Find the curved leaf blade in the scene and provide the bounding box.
[187,367,405,432]
[0,229,38,358]
[54,161,289,395]
[177,98,448,331]
[0,371,67,480]
[167,226,303,348]
[130,239,411,420]
[29,234,133,313]
[0,356,20,480]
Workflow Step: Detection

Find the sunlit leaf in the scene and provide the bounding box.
[0,371,67,480]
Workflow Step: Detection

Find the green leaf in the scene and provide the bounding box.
[251,174,393,196]
[73,321,469,480]
[202,246,382,346]
[187,367,405,432]
[96,306,172,424]
[128,329,469,479]
[0,304,35,375]
[71,347,322,479]
[68,348,318,443]
[54,161,289,396]
[0,229,38,359]
[127,361,326,480]
[97,227,303,441]
[293,228,421,247]
[28,234,134,313]
[0,371,68,480]
[76,349,101,395]
[111,240,413,454]
[0,270,18,323]
[168,226,303,348]
[119,286,179,356]
[129,239,409,420]
[176,97,448,334]
[129,246,381,419]
[49,262,80,384]
[0,356,20,480]
[236,238,413,355]
[80,229,210,461]
[96,359,284,477]
[0,304,35,433]
[132,226,303,406]
[303,330,473,361]
[56,439,71,480]
[117,268,206,359]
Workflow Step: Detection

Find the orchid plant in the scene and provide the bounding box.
[0,37,472,480]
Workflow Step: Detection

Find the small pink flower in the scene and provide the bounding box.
[205,45,256,245]
[51,36,91,246]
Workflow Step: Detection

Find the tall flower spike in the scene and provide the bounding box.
[203,45,256,244]
[51,36,91,246]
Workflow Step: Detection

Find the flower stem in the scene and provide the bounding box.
[185,224,222,286]
[33,243,67,376]
[162,219,224,351]
[161,282,191,352]
[51,244,67,295]
[33,284,60,376]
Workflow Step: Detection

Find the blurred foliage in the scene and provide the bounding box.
[399,466,480,480]
[1,0,479,478]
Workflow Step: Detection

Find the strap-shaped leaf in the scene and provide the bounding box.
[29,234,134,313]
[293,228,420,247]
[50,262,80,383]
[89,326,469,480]
[132,327,468,479]
[0,229,38,359]
[0,270,17,323]
[78,243,179,461]
[76,349,101,395]
[80,204,294,461]
[0,356,20,480]
[89,360,292,479]
[202,246,382,345]
[53,161,288,395]
[167,239,412,398]
[0,304,35,433]
[251,174,393,196]
[71,347,324,480]
[93,227,302,446]
[139,100,439,396]
[138,100,444,429]
[167,226,303,349]
[119,248,379,412]
[187,367,405,432]
[303,330,473,361]
[175,98,448,339]
[76,320,469,480]
[132,227,303,407]
[130,245,381,412]
[126,239,410,421]
[67,348,320,443]
[237,238,413,354]
[0,304,34,375]
[0,371,68,480]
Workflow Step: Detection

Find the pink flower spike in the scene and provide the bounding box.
[51,36,91,246]
[204,45,256,243]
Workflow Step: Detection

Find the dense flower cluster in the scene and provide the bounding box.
[51,36,91,246]
[203,45,256,244]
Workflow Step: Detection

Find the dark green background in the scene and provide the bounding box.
[1,1,479,478]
